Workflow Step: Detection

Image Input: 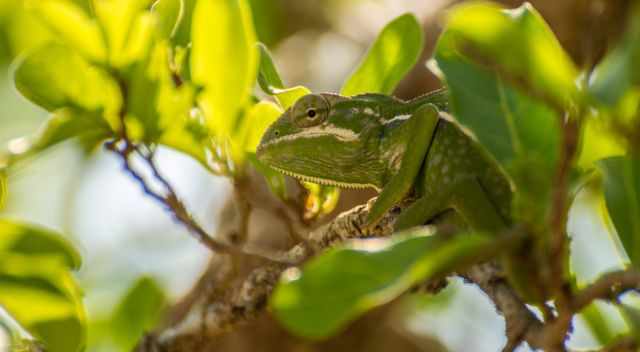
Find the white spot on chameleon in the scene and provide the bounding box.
[382,114,411,125]
[363,107,376,115]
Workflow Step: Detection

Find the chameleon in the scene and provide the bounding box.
[256,89,513,233]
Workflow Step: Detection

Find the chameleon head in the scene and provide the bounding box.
[256,93,382,189]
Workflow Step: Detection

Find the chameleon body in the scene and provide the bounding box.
[256,90,513,233]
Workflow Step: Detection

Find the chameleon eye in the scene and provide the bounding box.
[306,109,317,118]
[292,94,329,127]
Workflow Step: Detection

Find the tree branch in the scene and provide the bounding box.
[135,199,547,352]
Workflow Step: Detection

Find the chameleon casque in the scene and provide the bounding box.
[256,90,513,233]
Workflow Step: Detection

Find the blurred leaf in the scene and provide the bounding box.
[111,277,166,351]
[0,223,85,352]
[0,219,81,270]
[93,0,149,67]
[14,43,121,128]
[302,182,340,220]
[257,42,284,95]
[580,302,619,345]
[239,100,282,153]
[271,228,496,339]
[273,86,311,110]
[436,2,579,109]
[159,113,212,170]
[29,0,106,61]
[578,116,625,168]
[0,169,6,210]
[191,0,258,138]
[341,13,423,96]
[589,4,640,108]
[598,156,640,267]
[620,303,640,342]
[127,42,195,142]
[172,0,196,46]
[152,0,184,39]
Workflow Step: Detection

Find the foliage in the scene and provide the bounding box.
[1,0,640,351]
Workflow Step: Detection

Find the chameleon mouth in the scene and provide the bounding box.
[270,165,378,190]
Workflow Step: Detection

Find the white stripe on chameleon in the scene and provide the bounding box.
[382,114,411,125]
[271,166,381,191]
[261,123,359,148]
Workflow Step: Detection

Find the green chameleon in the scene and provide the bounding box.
[256,90,513,233]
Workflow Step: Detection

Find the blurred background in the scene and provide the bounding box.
[0,0,633,351]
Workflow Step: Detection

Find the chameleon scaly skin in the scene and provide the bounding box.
[256,89,512,232]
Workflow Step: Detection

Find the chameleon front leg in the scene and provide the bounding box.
[394,177,506,234]
[366,104,440,227]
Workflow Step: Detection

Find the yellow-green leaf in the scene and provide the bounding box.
[29,0,106,62]
[439,2,579,109]
[152,0,184,39]
[341,13,423,96]
[14,43,121,128]
[191,0,257,138]
[273,86,310,110]
[93,0,150,67]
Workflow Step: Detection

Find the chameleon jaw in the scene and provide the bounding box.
[270,165,379,191]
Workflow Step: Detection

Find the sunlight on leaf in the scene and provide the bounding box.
[191,0,258,138]
[273,86,311,110]
[437,2,579,110]
[29,0,106,62]
[14,43,121,129]
[152,0,184,39]
[93,0,149,67]
[271,228,496,339]
[341,13,423,96]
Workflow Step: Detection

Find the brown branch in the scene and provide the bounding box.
[135,199,547,352]
[573,270,640,311]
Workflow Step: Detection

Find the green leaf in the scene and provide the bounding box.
[271,228,496,339]
[29,0,106,62]
[0,219,81,270]
[598,156,640,267]
[111,277,166,351]
[580,302,619,345]
[436,2,578,110]
[152,0,184,39]
[0,234,85,352]
[619,303,640,342]
[577,116,625,169]
[273,86,311,110]
[257,42,284,95]
[341,13,423,96]
[589,4,640,108]
[92,0,153,68]
[172,0,196,46]
[159,109,212,171]
[239,100,282,153]
[0,169,6,210]
[14,43,121,127]
[432,10,561,221]
[191,0,258,138]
